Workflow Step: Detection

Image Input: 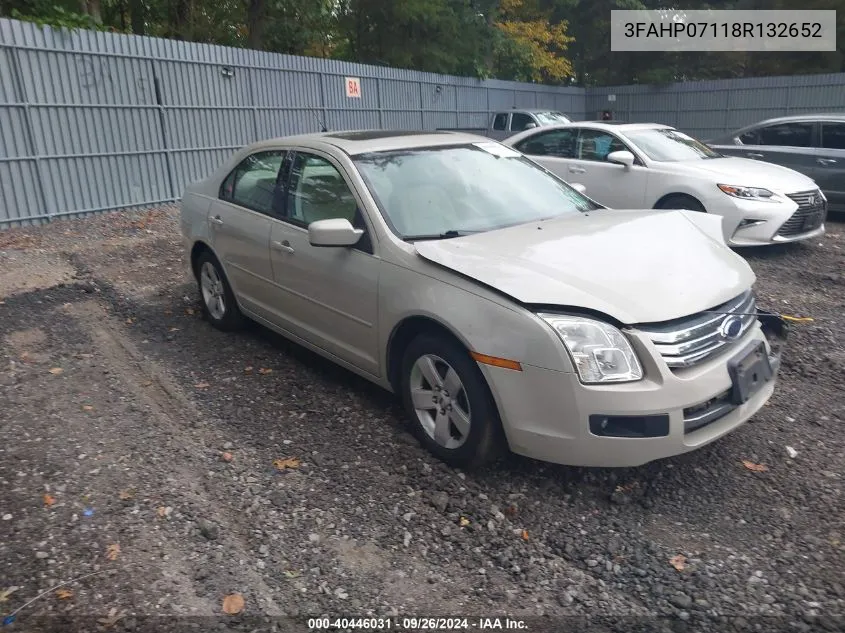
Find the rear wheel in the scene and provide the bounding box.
[399,333,504,469]
[655,194,706,212]
[195,251,244,332]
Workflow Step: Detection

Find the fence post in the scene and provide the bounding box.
[376,77,383,130]
[150,60,177,203]
[9,46,51,223]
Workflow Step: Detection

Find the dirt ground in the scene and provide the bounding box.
[1,207,844,633]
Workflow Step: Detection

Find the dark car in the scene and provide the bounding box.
[707,114,845,213]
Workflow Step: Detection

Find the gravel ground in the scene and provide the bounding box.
[1,208,844,633]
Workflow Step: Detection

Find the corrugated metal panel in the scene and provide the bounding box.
[6,17,845,229]
[0,160,43,226]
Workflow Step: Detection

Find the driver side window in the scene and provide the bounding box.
[576,129,632,163]
[284,152,372,252]
[286,153,359,226]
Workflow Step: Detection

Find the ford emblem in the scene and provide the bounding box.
[719,315,744,340]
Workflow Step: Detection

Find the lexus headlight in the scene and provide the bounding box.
[539,314,643,384]
[717,184,780,202]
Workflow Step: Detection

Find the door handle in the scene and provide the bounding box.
[210,215,224,226]
[746,153,764,159]
[272,240,295,254]
[817,158,837,166]
[569,167,587,174]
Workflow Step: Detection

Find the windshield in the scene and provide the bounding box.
[534,111,571,125]
[353,143,598,239]
[624,128,722,162]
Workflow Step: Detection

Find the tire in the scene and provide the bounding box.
[399,333,505,469]
[195,250,244,332]
[655,194,706,212]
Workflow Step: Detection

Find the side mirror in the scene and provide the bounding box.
[571,183,587,194]
[308,218,363,247]
[523,122,538,130]
[607,150,635,169]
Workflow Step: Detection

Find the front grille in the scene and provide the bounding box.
[683,389,735,434]
[778,189,827,237]
[636,290,757,369]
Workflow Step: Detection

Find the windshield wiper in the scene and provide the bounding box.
[403,230,479,241]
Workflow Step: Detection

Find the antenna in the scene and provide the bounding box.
[311,109,328,133]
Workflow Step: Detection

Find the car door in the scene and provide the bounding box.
[817,121,845,212]
[267,150,381,376]
[726,120,820,179]
[208,149,285,317]
[566,128,649,208]
[512,127,580,182]
[488,112,510,140]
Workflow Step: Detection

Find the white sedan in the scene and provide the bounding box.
[505,122,827,246]
[180,131,785,469]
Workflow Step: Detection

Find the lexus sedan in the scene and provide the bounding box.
[706,113,845,214]
[180,130,785,469]
[505,122,827,246]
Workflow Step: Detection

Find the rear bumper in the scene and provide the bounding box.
[479,313,787,468]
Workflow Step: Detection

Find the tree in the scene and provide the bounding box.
[493,0,575,82]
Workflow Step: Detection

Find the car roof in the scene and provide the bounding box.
[518,122,672,133]
[742,113,845,126]
[240,130,494,156]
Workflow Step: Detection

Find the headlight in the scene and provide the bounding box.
[538,314,643,384]
[717,184,780,202]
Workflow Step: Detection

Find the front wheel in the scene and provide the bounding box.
[399,334,504,469]
[655,194,706,212]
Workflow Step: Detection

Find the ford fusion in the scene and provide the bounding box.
[179,130,785,469]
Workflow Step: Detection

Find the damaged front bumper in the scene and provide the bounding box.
[757,308,790,374]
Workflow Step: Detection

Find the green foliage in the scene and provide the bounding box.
[2,0,844,85]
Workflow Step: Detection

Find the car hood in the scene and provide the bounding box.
[674,156,817,192]
[413,210,755,325]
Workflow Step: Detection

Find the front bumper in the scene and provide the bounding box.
[479,311,787,468]
[721,195,826,247]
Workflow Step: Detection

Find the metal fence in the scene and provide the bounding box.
[0,18,585,227]
[587,73,845,140]
[3,17,845,228]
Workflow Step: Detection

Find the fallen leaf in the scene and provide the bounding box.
[504,505,517,517]
[106,543,120,561]
[669,554,687,571]
[222,593,245,615]
[742,460,769,472]
[521,529,529,541]
[56,589,73,600]
[156,506,172,518]
[221,452,233,463]
[48,367,64,375]
[459,516,470,527]
[141,380,153,387]
[185,308,195,316]
[283,570,301,578]
[118,490,134,500]
[194,382,210,389]
[244,366,254,374]
[126,318,135,325]
[98,607,126,629]
[168,327,179,332]
[0,587,20,603]
[82,405,94,411]
[43,493,56,507]
[273,457,300,470]
[258,368,273,375]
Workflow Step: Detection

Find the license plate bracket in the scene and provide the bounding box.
[728,340,774,405]
[802,210,823,231]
